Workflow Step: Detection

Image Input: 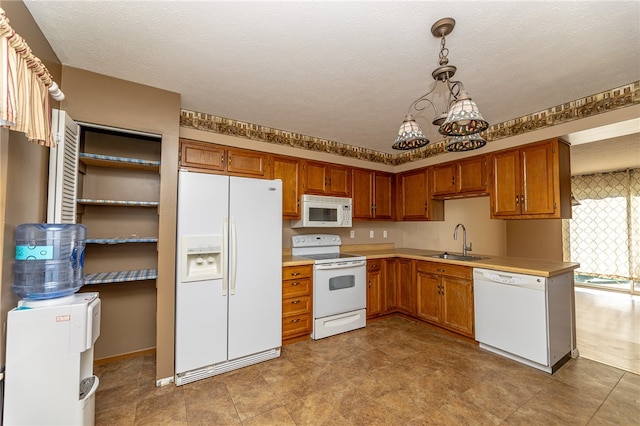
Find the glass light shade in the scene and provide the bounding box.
[438,91,489,136]
[393,114,430,150]
[445,133,487,152]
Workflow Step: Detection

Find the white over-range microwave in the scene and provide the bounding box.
[291,195,353,228]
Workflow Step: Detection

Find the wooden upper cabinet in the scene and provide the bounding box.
[397,168,443,221]
[180,140,225,172]
[226,148,269,177]
[179,139,269,178]
[432,163,457,196]
[352,168,374,219]
[457,156,488,194]
[352,168,394,220]
[374,172,394,220]
[490,138,571,219]
[431,156,488,198]
[271,155,301,219]
[302,161,351,197]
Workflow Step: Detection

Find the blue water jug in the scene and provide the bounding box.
[12,224,87,299]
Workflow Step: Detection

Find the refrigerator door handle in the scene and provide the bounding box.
[230,217,237,295]
[222,217,228,296]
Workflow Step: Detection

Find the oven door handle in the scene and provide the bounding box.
[315,260,366,270]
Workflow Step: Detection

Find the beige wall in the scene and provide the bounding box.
[0,0,61,367]
[283,197,508,257]
[59,67,180,381]
[506,219,563,261]
[0,130,50,366]
[398,197,508,256]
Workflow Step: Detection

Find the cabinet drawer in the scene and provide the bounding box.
[282,277,312,298]
[417,262,472,280]
[282,265,312,280]
[282,295,312,316]
[282,313,313,339]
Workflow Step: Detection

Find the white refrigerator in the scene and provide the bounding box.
[175,170,282,385]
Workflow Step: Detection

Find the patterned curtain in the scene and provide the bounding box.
[0,7,54,147]
[563,168,640,283]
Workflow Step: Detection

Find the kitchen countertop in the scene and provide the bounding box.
[283,247,579,277]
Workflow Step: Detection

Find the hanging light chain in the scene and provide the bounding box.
[438,34,449,68]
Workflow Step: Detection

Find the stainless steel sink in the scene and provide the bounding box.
[430,252,485,261]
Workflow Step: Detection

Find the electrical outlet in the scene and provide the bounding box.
[369,230,374,238]
[350,230,355,239]
[383,230,388,239]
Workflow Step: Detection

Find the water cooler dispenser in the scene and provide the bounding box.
[3,224,101,425]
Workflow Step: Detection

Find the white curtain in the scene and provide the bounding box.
[563,168,640,282]
[0,7,54,147]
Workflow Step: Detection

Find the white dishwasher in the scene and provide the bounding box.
[473,268,573,373]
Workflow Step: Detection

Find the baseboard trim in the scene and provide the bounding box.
[93,347,156,366]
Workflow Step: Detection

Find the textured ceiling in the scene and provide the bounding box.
[23,1,640,162]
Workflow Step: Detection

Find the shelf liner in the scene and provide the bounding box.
[85,269,158,284]
[86,238,158,244]
[79,152,161,167]
[77,199,159,207]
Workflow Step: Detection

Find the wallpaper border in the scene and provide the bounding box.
[180,81,639,166]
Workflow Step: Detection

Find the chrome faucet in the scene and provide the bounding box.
[453,223,472,256]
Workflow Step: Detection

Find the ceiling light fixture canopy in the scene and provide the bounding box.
[394,18,489,152]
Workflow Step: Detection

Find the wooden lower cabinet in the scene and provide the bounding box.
[366,259,383,318]
[382,258,397,314]
[415,261,474,338]
[395,258,416,316]
[282,264,313,343]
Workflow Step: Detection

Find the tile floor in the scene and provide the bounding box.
[94,316,639,425]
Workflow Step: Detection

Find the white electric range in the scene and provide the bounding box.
[291,234,367,339]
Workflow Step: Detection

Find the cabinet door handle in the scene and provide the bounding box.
[437,268,445,272]
[516,195,520,205]
[290,318,300,323]
[451,176,455,186]
[290,272,300,277]
[290,281,300,286]
[291,300,301,304]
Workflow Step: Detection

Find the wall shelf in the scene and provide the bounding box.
[85,269,158,285]
[79,152,160,172]
[86,238,158,244]
[77,199,159,207]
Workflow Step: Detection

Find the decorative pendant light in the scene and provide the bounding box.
[393,18,489,151]
[445,133,487,152]
[439,90,489,136]
[393,114,430,150]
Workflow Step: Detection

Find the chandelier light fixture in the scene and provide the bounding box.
[393,18,489,151]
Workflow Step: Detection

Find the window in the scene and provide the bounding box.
[562,168,640,294]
